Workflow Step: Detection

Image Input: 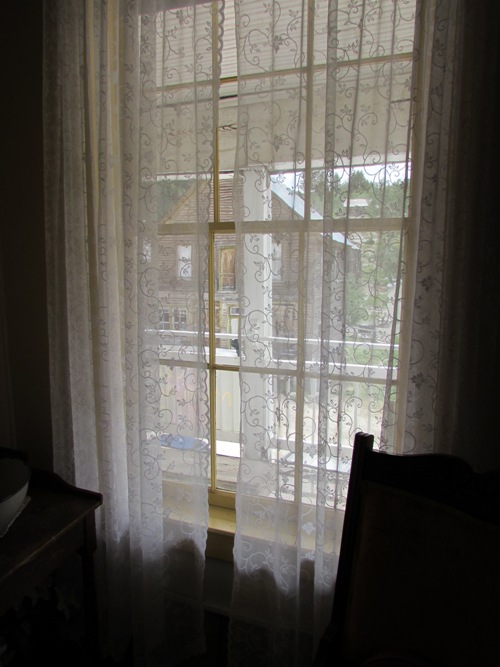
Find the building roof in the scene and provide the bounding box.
[160,176,351,246]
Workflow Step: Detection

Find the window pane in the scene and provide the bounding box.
[306,167,410,220]
[215,369,240,492]
[237,372,391,505]
[156,175,214,226]
[155,363,210,480]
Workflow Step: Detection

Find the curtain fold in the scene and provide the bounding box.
[403,0,500,472]
[44,1,216,663]
[400,0,459,459]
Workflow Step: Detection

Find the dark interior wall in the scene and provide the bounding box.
[0,0,53,470]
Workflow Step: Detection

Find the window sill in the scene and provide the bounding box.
[206,498,346,564]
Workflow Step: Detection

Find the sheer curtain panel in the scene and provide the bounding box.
[43,1,218,663]
[229,1,418,664]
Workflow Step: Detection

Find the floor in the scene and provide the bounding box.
[0,600,230,667]
[181,612,230,666]
[101,612,230,667]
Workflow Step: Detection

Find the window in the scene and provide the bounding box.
[158,308,187,331]
[159,308,169,330]
[155,0,416,509]
[218,246,236,290]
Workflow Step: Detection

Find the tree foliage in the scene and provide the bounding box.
[304,168,407,339]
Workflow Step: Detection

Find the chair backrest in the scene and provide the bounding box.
[328,432,500,667]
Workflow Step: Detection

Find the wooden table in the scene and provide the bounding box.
[0,464,103,655]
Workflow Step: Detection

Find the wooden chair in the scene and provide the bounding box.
[315,432,500,667]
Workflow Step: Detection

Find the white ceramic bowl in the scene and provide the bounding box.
[0,457,31,537]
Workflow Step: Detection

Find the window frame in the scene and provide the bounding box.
[153,0,419,511]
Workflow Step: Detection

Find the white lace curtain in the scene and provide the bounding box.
[42,1,480,665]
[44,1,213,663]
[229,1,416,662]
